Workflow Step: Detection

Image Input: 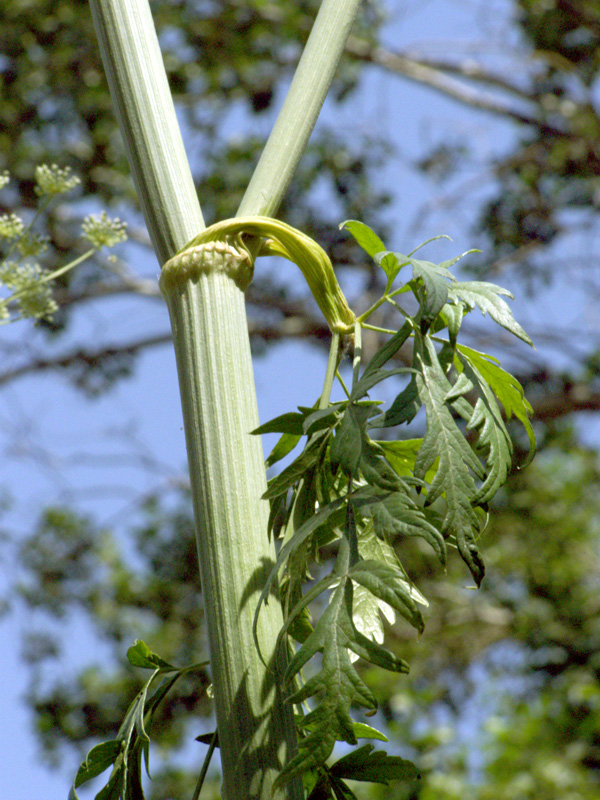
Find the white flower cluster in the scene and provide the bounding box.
[81,211,128,250]
[1,166,127,324]
[34,164,81,196]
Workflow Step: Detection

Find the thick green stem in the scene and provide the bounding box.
[89,0,204,262]
[161,263,300,799]
[90,0,362,796]
[89,2,301,797]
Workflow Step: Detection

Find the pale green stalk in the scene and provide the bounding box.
[238,0,364,217]
[89,0,363,797]
[89,1,299,797]
[89,0,204,262]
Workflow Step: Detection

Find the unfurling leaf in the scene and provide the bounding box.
[127,640,176,671]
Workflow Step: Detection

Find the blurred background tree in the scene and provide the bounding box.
[1,0,599,797]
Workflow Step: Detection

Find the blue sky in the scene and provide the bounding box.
[2,1,598,798]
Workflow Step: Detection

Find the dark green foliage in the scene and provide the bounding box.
[475,0,600,276]
[70,642,208,800]
[18,434,600,798]
[250,223,533,791]
[376,434,600,800]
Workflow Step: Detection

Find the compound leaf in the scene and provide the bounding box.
[414,336,486,584]
[449,280,533,346]
[457,344,536,465]
[277,584,374,787]
[278,541,409,790]
[354,487,446,566]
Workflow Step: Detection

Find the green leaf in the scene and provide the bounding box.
[263,429,329,500]
[265,431,302,469]
[354,487,446,566]
[377,439,425,477]
[330,404,363,474]
[457,344,536,465]
[351,367,414,403]
[350,579,391,653]
[369,374,422,428]
[414,336,486,584]
[339,220,409,285]
[374,250,409,284]
[70,645,207,800]
[330,405,402,491]
[353,322,412,396]
[70,741,122,799]
[127,640,176,671]
[307,772,359,800]
[350,721,389,742]
[330,744,420,783]
[277,538,409,790]
[437,300,464,343]
[411,260,453,322]
[453,358,515,505]
[350,559,424,633]
[278,586,373,786]
[352,520,398,647]
[297,715,388,742]
[340,220,386,257]
[448,280,533,346]
[251,411,306,435]
[254,496,347,652]
[303,404,344,435]
[267,493,288,539]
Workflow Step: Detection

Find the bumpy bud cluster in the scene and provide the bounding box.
[34,164,81,196]
[81,212,128,250]
[1,167,127,324]
[165,216,355,335]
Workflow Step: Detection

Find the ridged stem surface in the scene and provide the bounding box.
[89,2,301,797]
[162,267,300,799]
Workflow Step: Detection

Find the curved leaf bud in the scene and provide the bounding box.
[160,216,355,336]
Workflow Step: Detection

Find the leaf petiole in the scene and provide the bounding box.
[361,323,398,335]
[352,321,362,389]
[319,331,341,410]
